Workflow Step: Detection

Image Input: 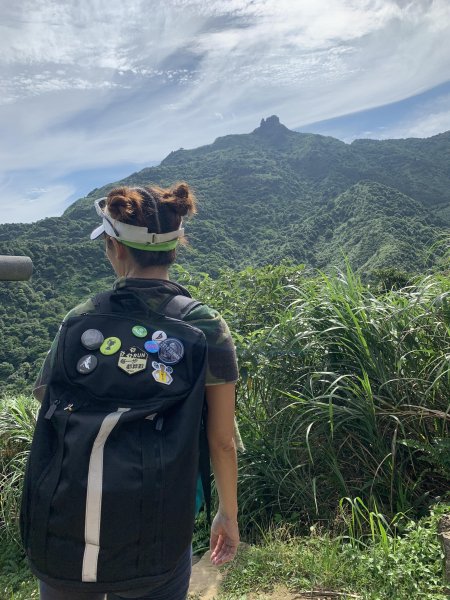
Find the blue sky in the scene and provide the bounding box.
[302,80,450,141]
[1,0,449,224]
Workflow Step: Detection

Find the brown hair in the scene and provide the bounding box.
[105,182,196,267]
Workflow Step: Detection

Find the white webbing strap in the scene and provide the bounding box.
[82,407,130,582]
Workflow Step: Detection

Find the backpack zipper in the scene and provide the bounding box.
[44,400,60,419]
[45,398,86,419]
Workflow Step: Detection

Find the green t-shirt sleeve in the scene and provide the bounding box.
[184,303,239,386]
[184,302,243,451]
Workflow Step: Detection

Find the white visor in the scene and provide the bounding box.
[90,197,184,244]
[90,223,106,240]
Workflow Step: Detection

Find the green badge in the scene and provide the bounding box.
[132,325,147,338]
[100,337,122,355]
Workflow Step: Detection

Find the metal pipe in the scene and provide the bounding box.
[0,256,33,281]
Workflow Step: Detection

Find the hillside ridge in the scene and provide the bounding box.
[0,115,449,276]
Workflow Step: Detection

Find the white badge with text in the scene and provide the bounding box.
[118,347,148,375]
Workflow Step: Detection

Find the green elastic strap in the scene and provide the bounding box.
[120,239,179,252]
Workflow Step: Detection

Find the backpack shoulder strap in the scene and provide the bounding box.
[162,295,203,320]
[94,289,202,320]
[92,290,114,313]
[92,289,152,316]
[163,293,211,523]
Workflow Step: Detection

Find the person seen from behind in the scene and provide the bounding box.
[23,183,240,600]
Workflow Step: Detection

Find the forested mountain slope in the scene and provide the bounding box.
[1,115,449,275]
[1,116,449,393]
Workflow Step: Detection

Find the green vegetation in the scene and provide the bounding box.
[1,504,447,599]
[0,541,38,600]
[1,264,449,597]
[1,117,450,394]
[1,117,450,595]
[185,265,450,524]
[0,395,39,599]
[1,505,448,599]
[2,117,450,276]
[220,504,448,599]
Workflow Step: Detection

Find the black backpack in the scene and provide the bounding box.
[21,289,209,592]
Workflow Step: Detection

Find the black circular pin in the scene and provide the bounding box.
[81,329,104,350]
[77,354,98,375]
[158,338,184,365]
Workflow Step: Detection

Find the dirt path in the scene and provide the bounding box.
[188,551,360,600]
[188,550,223,600]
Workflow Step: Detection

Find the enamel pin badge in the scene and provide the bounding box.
[152,361,173,385]
[81,329,104,350]
[100,337,121,355]
[118,347,148,375]
[77,354,98,375]
[152,330,167,343]
[158,338,184,365]
[144,340,159,353]
[132,325,147,338]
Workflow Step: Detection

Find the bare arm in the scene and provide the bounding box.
[206,382,240,565]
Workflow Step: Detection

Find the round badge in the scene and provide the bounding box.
[144,340,160,354]
[152,330,167,343]
[81,329,104,350]
[77,354,98,375]
[158,338,184,365]
[100,337,122,355]
[132,325,148,338]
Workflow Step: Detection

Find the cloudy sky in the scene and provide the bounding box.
[1,0,450,223]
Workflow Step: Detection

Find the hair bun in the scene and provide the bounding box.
[107,187,144,221]
[162,182,197,217]
[173,183,189,199]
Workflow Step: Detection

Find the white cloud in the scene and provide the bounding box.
[0,1,205,70]
[381,93,450,139]
[400,110,450,139]
[0,72,123,105]
[0,181,75,224]
[0,0,449,222]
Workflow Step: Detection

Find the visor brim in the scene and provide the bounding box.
[90,224,105,240]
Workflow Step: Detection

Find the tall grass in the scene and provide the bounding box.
[0,395,38,542]
[210,266,450,529]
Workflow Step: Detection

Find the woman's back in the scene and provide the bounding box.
[23,183,239,600]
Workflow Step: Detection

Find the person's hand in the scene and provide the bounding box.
[210,511,239,566]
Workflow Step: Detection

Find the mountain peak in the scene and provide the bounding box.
[253,115,292,142]
[260,115,281,128]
